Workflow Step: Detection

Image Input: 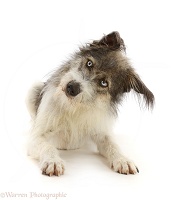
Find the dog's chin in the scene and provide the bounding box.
[64,88,93,105]
[65,92,83,103]
[69,92,94,105]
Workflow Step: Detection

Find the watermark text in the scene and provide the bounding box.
[0,192,67,199]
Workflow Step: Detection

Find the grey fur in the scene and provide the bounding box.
[39,32,154,113]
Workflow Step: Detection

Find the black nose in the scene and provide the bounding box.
[66,81,81,97]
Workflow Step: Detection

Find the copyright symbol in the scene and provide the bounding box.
[0,193,5,198]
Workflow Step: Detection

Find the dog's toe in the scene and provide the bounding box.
[110,157,139,175]
[41,159,65,177]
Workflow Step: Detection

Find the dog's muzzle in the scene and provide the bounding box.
[66,81,81,97]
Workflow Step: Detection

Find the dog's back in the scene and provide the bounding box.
[26,82,45,119]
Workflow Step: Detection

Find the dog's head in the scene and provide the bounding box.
[49,32,154,113]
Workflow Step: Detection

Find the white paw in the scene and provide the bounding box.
[110,157,139,175]
[40,158,65,177]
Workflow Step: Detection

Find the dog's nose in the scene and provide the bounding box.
[66,81,81,97]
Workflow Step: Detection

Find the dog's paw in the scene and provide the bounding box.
[41,158,65,177]
[110,157,139,175]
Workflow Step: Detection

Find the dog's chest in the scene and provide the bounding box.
[45,115,91,150]
[44,106,112,149]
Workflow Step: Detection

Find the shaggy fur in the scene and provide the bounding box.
[26,31,154,176]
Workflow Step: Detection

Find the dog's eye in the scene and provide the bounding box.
[86,60,93,70]
[100,79,108,87]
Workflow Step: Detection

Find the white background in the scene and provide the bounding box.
[0,0,173,199]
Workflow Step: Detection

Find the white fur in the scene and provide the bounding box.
[27,67,138,176]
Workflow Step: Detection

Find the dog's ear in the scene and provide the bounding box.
[123,71,154,109]
[91,31,125,51]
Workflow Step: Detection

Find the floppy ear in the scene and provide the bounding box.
[123,71,155,109]
[91,31,126,51]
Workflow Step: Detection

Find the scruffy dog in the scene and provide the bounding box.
[26,31,154,176]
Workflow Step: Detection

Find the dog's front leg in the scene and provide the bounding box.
[28,135,65,176]
[91,134,139,175]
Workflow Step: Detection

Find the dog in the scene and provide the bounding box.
[26,31,154,176]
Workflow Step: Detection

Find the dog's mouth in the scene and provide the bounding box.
[65,81,81,97]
